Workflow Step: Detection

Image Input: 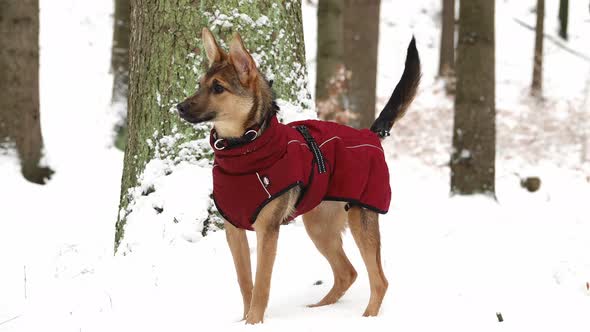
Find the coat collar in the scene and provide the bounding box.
[210,116,288,175]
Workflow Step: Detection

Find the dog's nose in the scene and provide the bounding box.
[176,102,187,115]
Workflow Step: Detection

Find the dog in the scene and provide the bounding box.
[177,27,420,324]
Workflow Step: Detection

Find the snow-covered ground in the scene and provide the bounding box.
[1,0,589,331]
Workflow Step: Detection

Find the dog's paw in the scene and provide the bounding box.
[245,317,263,325]
[245,311,264,325]
[362,308,380,317]
[307,299,337,308]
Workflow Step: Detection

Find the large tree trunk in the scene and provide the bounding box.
[558,0,568,40]
[532,0,544,95]
[110,0,131,150]
[439,0,455,77]
[0,0,52,184]
[450,0,496,196]
[343,0,380,129]
[114,0,308,251]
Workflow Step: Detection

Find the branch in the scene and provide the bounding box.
[513,17,590,62]
[0,315,21,327]
[24,265,27,300]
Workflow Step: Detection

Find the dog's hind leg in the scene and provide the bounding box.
[303,201,357,307]
[347,206,388,317]
[224,220,253,320]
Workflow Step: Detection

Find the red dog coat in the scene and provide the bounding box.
[211,116,391,230]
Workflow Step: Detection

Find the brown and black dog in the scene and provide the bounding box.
[177,28,420,324]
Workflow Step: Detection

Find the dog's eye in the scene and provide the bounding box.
[212,82,225,94]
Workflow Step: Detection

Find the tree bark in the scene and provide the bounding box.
[439,0,455,77]
[316,0,343,102]
[111,0,131,150]
[532,0,544,95]
[450,0,496,196]
[343,0,380,129]
[558,0,568,40]
[115,0,309,251]
[0,0,52,184]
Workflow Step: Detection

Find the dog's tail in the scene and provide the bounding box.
[370,37,421,138]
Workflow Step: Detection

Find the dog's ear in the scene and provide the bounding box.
[229,33,257,85]
[202,27,224,66]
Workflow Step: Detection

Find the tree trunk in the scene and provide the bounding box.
[111,0,131,150]
[558,0,568,40]
[532,0,544,95]
[450,0,496,196]
[316,0,343,102]
[316,0,347,123]
[343,0,380,129]
[114,0,309,251]
[439,0,455,77]
[0,0,52,184]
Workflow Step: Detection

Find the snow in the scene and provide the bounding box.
[1,0,589,331]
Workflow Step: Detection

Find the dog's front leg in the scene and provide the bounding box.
[244,188,298,324]
[224,220,253,320]
[245,217,280,325]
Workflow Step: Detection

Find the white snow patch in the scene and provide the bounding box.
[277,98,317,123]
[118,161,214,256]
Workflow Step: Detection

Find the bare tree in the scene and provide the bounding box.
[110,0,130,150]
[316,0,351,124]
[316,0,343,102]
[558,0,568,40]
[343,0,380,129]
[450,0,496,195]
[532,0,545,95]
[0,0,52,184]
[439,0,455,78]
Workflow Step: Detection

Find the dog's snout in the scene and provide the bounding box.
[176,102,188,115]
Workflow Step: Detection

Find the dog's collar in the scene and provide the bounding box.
[209,115,286,175]
[211,101,279,150]
[212,124,262,151]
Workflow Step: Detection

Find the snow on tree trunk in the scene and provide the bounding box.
[343,0,380,129]
[114,0,310,253]
[450,0,496,196]
[110,0,131,150]
[531,0,544,95]
[0,0,52,184]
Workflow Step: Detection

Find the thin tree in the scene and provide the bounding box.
[558,0,568,40]
[532,0,545,95]
[343,0,380,129]
[316,0,343,102]
[0,0,52,184]
[315,0,350,124]
[450,0,496,195]
[110,0,130,150]
[114,0,309,251]
[439,0,455,78]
